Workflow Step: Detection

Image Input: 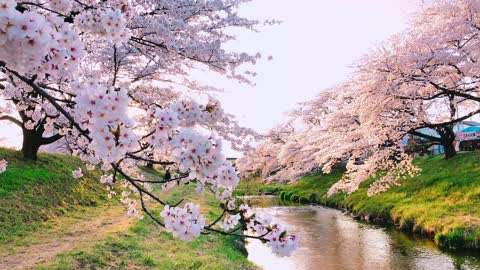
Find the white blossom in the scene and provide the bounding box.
[0,159,7,174]
[72,168,83,179]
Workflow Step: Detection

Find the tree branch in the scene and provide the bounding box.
[40,133,63,145]
[4,66,92,141]
[421,109,480,129]
[429,82,480,102]
[126,152,175,165]
[0,115,22,127]
[408,130,441,142]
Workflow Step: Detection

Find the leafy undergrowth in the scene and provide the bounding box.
[38,184,257,270]
[237,152,480,250]
[0,147,110,244]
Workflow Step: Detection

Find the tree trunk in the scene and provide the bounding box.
[437,126,457,160]
[21,129,42,160]
[410,125,458,160]
[443,140,457,160]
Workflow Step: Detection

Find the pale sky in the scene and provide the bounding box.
[0,0,422,152]
[214,0,423,134]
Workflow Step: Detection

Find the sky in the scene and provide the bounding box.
[0,0,422,151]
[213,0,423,134]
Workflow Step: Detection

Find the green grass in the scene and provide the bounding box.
[234,176,282,196]
[37,184,257,270]
[0,148,109,244]
[237,152,480,250]
[0,148,255,268]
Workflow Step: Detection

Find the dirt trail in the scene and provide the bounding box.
[0,206,134,270]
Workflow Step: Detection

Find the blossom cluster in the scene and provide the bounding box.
[75,7,130,44]
[219,213,240,230]
[264,224,299,257]
[157,200,298,256]
[0,159,7,174]
[170,129,225,183]
[147,107,179,145]
[0,0,84,78]
[170,99,203,127]
[74,81,139,164]
[147,98,229,148]
[215,163,240,188]
[239,204,299,257]
[171,98,224,128]
[160,203,206,241]
[144,98,240,195]
[117,189,140,217]
[72,168,83,179]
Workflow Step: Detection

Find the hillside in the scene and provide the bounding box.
[237,152,480,249]
[0,148,256,269]
[0,148,109,244]
[36,183,257,270]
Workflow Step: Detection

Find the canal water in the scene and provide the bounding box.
[244,196,480,270]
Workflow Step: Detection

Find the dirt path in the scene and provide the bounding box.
[0,205,134,270]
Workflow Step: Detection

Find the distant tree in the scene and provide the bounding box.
[240,0,480,196]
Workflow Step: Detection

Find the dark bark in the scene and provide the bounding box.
[443,140,457,160]
[443,96,458,160]
[437,126,457,160]
[21,128,42,160]
[20,129,63,160]
[409,125,457,160]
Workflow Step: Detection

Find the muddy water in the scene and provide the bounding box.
[244,196,480,270]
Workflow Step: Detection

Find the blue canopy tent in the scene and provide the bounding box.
[456,126,480,151]
[459,126,480,133]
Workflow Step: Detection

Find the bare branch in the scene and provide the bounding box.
[0,115,22,127]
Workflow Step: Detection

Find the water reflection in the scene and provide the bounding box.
[245,199,480,270]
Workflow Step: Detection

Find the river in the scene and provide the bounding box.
[244,196,480,270]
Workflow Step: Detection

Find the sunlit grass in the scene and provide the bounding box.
[0,147,256,268]
[38,184,257,270]
[0,148,109,245]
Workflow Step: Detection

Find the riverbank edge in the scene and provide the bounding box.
[271,189,479,251]
[236,153,480,250]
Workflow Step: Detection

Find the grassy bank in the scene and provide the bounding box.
[0,148,109,244]
[237,152,480,250]
[38,183,257,270]
[0,147,255,269]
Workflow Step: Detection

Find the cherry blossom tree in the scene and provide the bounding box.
[0,0,261,159]
[0,0,298,256]
[358,0,480,160]
[237,123,295,180]
[239,80,420,196]
[240,0,480,196]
